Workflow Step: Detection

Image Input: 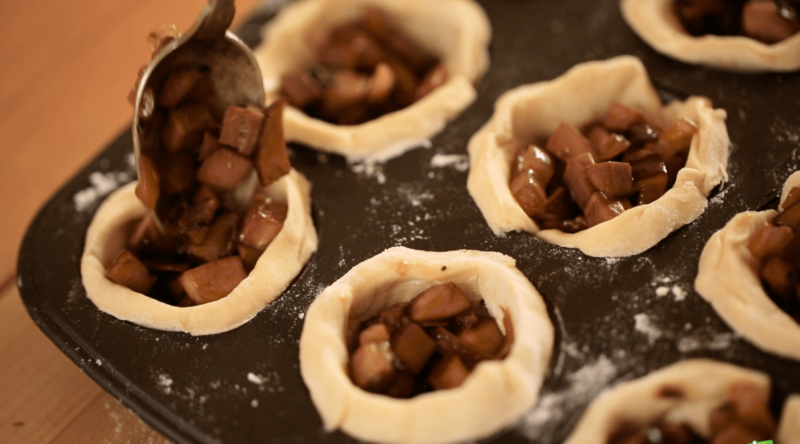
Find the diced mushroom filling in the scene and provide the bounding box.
[747,185,800,322]
[107,64,292,306]
[510,103,696,232]
[674,0,800,44]
[608,382,778,444]
[279,7,448,125]
[346,282,514,398]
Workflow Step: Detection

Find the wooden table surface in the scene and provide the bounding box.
[0,1,260,442]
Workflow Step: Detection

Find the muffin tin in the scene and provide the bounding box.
[17,0,800,443]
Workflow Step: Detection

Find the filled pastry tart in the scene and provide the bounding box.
[621,0,800,72]
[82,63,318,336]
[565,359,799,444]
[467,56,729,257]
[299,247,553,444]
[254,0,491,160]
[696,172,800,361]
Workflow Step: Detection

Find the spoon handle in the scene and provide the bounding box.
[192,0,236,41]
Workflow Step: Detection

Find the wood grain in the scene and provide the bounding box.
[0,0,260,441]
[0,285,171,443]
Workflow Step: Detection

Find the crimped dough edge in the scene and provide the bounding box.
[299,246,554,444]
[564,359,800,443]
[621,0,800,72]
[80,169,318,336]
[254,0,491,161]
[466,55,730,257]
[695,172,800,361]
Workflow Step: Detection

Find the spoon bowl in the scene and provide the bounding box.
[131,0,265,226]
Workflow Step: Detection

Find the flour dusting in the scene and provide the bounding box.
[772,117,800,144]
[520,355,617,441]
[430,154,469,172]
[671,285,688,302]
[74,171,131,212]
[156,373,173,395]
[678,332,737,353]
[709,185,733,206]
[634,313,662,344]
[398,184,434,207]
[245,371,285,394]
[247,372,266,385]
[349,161,387,184]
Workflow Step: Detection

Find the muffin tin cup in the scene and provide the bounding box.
[17,0,800,443]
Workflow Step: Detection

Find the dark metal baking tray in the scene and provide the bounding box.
[17,0,800,442]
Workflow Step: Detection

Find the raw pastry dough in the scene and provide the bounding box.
[467,56,729,257]
[564,359,797,443]
[253,0,491,161]
[695,172,800,361]
[779,395,800,444]
[81,169,318,336]
[299,247,553,444]
[621,0,800,72]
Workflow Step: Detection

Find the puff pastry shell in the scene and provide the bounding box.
[565,359,798,443]
[299,247,553,444]
[254,0,491,160]
[467,56,729,257]
[695,172,800,361]
[621,0,800,72]
[81,170,318,336]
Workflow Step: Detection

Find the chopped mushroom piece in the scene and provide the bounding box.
[219,105,265,156]
[106,249,156,294]
[409,282,471,323]
[179,256,248,305]
[391,322,436,374]
[674,0,800,43]
[255,100,291,187]
[196,149,254,191]
[112,61,294,306]
[279,7,447,125]
[509,102,693,232]
[347,282,513,398]
[134,154,160,212]
[428,354,469,390]
[351,341,397,392]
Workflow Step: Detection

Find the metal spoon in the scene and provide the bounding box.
[774,0,797,20]
[131,0,265,227]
